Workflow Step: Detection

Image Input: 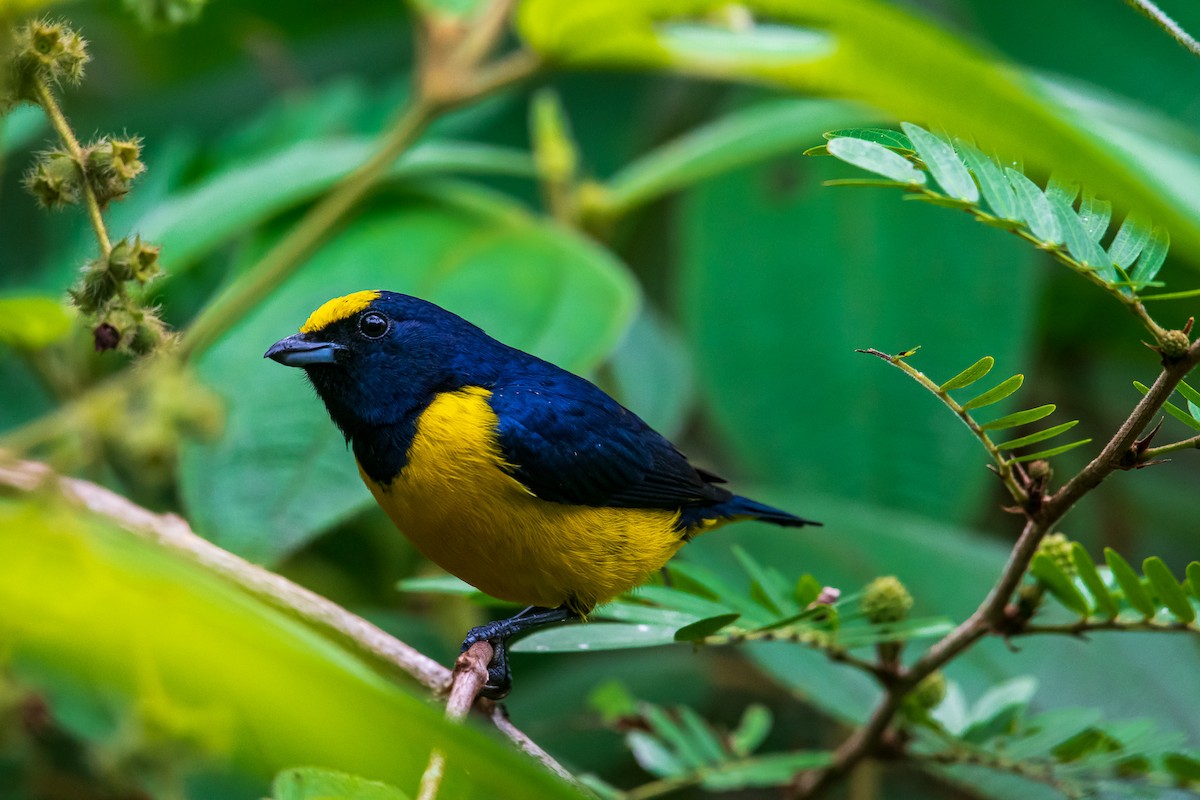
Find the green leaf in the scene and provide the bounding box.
[674,613,741,642]
[516,0,1200,262]
[939,356,994,391]
[1044,172,1079,207]
[1077,192,1111,242]
[730,704,772,757]
[1009,439,1092,462]
[1130,225,1170,285]
[1142,557,1196,624]
[179,187,637,563]
[1006,169,1062,245]
[627,730,684,779]
[1188,562,1200,600]
[597,600,702,629]
[1134,380,1200,431]
[1030,554,1091,617]
[979,404,1056,431]
[513,622,678,653]
[1165,753,1200,781]
[645,705,709,770]
[0,296,73,350]
[0,498,576,800]
[963,676,1037,743]
[902,123,977,203]
[677,705,728,765]
[273,768,410,800]
[825,127,913,150]
[1108,212,1152,270]
[1048,195,1115,277]
[794,574,823,607]
[826,137,926,185]
[995,421,1079,451]
[1072,543,1119,619]
[733,545,797,617]
[962,374,1023,411]
[138,140,536,274]
[1105,548,1156,618]
[602,99,876,217]
[699,751,832,790]
[955,140,1019,221]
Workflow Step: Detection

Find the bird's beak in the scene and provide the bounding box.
[264,334,342,367]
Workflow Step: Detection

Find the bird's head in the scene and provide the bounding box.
[265,290,495,434]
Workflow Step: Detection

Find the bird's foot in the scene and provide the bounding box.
[461,624,512,700]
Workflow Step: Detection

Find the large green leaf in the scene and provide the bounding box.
[0,495,578,799]
[516,0,1200,265]
[179,184,638,564]
[680,152,1039,523]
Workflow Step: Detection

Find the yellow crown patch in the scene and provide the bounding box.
[300,290,381,333]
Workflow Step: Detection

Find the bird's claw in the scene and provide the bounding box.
[462,626,513,700]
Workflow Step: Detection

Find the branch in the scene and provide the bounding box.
[1015,618,1199,637]
[793,342,1200,798]
[418,642,493,800]
[0,457,575,783]
[1124,0,1200,58]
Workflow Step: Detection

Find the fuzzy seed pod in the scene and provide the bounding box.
[911,671,947,711]
[85,137,145,205]
[861,576,913,624]
[23,149,82,208]
[11,19,90,98]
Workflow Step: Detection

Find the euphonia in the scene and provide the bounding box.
[266,290,815,697]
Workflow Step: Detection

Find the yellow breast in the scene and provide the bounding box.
[358,386,686,612]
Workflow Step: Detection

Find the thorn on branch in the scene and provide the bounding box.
[1121,416,1165,469]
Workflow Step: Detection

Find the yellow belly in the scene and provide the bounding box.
[359,386,687,611]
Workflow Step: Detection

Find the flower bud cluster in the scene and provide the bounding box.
[861,576,914,624]
[1036,532,1075,578]
[4,19,89,109]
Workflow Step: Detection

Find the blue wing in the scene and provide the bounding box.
[488,368,730,511]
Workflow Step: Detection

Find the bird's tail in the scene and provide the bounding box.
[685,495,819,529]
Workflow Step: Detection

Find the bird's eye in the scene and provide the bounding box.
[358,312,389,339]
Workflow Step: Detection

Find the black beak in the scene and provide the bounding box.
[264,334,342,367]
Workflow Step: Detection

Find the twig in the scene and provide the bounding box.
[417,642,493,800]
[1141,432,1200,460]
[1124,0,1200,58]
[0,456,449,690]
[32,76,111,257]
[1016,618,1198,637]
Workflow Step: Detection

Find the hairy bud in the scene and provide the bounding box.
[1158,329,1190,361]
[85,137,146,205]
[911,671,947,711]
[23,149,82,208]
[1037,532,1075,578]
[861,576,913,624]
[11,19,90,99]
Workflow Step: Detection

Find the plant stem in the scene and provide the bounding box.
[1124,0,1200,58]
[1016,618,1198,636]
[1141,433,1200,460]
[33,76,111,257]
[177,100,438,360]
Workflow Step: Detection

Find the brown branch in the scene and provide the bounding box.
[0,457,575,783]
[793,341,1200,799]
[1015,618,1198,637]
[417,642,493,800]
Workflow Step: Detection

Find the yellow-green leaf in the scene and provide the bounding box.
[1143,557,1195,624]
[962,374,1023,411]
[995,420,1079,451]
[1072,543,1118,619]
[1030,553,1090,617]
[0,296,74,350]
[939,356,994,391]
[1188,562,1200,601]
[980,404,1056,431]
[1009,439,1091,462]
[1105,548,1155,618]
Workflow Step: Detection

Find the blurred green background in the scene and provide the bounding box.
[2,0,1200,798]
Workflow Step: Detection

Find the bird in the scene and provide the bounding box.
[265,290,816,697]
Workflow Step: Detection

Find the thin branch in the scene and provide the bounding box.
[0,457,575,784]
[1124,0,1200,58]
[418,642,493,800]
[1141,432,1200,460]
[32,77,111,257]
[1015,618,1198,637]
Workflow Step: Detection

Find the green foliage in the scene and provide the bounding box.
[272,767,410,800]
[919,679,1200,797]
[1028,543,1200,629]
[821,124,1175,303]
[583,695,830,797]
